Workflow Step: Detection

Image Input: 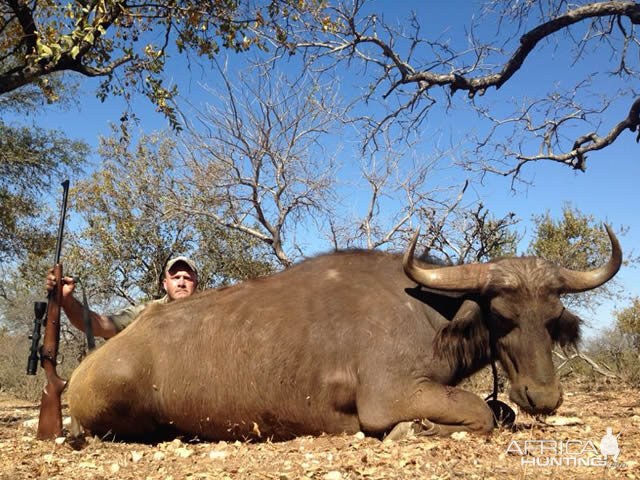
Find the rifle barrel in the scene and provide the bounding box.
[54,180,70,265]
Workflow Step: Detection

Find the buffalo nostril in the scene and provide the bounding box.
[524,385,537,409]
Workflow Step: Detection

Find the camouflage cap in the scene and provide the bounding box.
[164,256,198,275]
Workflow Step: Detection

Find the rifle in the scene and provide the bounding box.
[27,180,70,439]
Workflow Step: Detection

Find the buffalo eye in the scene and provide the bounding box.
[490,310,515,335]
[547,309,581,347]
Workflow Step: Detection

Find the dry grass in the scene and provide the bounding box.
[0,332,84,403]
[0,377,638,480]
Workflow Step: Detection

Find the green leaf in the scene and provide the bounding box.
[36,40,53,58]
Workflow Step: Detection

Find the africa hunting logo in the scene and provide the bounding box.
[505,426,628,468]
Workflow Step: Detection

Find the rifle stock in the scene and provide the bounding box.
[36,180,70,440]
[37,263,67,439]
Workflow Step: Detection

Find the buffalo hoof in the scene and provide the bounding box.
[486,399,516,428]
[384,419,439,441]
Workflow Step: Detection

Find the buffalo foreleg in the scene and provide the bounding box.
[359,381,494,438]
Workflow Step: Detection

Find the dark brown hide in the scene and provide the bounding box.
[68,227,621,440]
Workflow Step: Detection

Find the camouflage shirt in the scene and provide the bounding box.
[108,295,169,333]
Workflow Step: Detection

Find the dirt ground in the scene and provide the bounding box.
[0,379,638,480]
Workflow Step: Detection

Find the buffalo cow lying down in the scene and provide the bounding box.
[67,227,621,440]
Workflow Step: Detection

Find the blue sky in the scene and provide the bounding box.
[19,1,639,337]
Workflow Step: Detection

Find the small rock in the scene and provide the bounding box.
[451,431,468,440]
[55,437,65,445]
[131,451,144,463]
[175,447,194,458]
[23,419,38,429]
[324,472,342,480]
[208,450,228,459]
[353,431,365,440]
[109,463,120,474]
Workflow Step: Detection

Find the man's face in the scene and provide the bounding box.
[162,262,197,300]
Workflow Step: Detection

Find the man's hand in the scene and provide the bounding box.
[45,267,75,305]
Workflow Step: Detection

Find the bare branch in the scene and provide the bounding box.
[169,60,345,267]
[482,96,640,175]
[554,347,621,379]
[278,1,640,175]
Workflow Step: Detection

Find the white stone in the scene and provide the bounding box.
[208,450,228,459]
[152,451,166,461]
[175,447,194,458]
[323,471,342,480]
[131,451,144,463]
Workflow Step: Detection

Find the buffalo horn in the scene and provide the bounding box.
[559,224,622,293]
[403,229,490,292]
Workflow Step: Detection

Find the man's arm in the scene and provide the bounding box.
[46,270,117,339]
[60,293,118,339]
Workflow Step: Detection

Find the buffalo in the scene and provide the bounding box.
[67,226,621,440]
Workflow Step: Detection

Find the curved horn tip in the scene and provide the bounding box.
[410,227,420,245]
[403,228,421,277]
[603,223,622,260]
[560,222,623,294]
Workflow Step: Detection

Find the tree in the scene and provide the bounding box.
[325,136,467,253]
[577,299,640,386]
[614,297,640,350]
[171,61,345,267]
[0,0,321,127]
[69,127,274,311]
[0,80,87,263]
[329,149,521,263]
[423,203,520,265]
[272,0,640,178]
[167,57,524,264]
[528,203,632,311]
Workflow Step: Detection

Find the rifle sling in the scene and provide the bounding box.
[74,277,96,351]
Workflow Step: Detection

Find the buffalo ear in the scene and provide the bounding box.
[433,300,488,370]
[550,309,582,347]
